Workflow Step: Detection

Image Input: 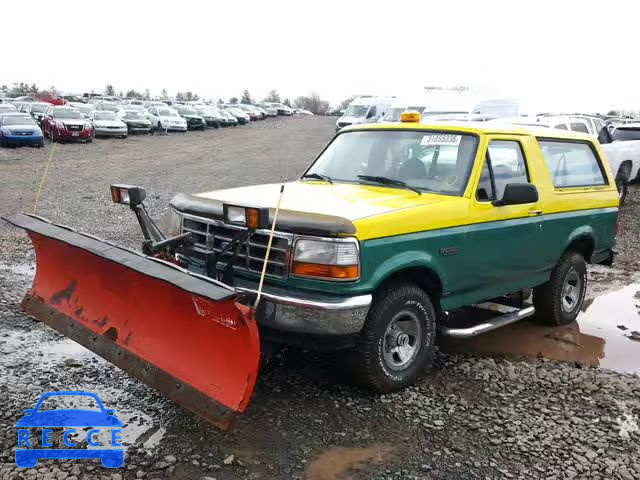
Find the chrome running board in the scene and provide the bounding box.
[440,304,535,338]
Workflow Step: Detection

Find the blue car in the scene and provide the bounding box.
[0,112,44,148]
[15,391,124,468]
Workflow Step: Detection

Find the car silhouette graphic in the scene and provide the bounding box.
[15,391,124,468]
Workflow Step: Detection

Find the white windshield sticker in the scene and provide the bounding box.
[420,134,461,146]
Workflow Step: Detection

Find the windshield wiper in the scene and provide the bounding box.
[302,172,333,184]
[357,175,421,195]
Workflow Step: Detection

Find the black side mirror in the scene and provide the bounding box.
[492,183,538,207]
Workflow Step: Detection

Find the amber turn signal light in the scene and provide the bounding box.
[292,261,359,280]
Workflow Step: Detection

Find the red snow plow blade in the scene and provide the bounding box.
[2,213,260,430]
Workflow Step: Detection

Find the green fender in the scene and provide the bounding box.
[564,225,596,256]
[363,249,449,294]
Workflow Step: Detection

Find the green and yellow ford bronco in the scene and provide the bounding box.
[163,114,618,391]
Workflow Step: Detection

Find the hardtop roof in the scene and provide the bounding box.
[344,120,595,141]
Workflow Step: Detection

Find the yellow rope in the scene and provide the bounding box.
[33,142,58,214]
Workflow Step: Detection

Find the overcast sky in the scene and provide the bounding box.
[3,0,639,113]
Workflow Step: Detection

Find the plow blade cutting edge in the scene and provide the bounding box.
[3,213,260,430]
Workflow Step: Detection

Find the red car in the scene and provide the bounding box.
[37,94,65,106]
[41,106,93,143]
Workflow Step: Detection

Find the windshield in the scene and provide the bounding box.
[343,105,369,118]
[73,105,92,113]
[305,130,478,195]
[159,110,177,117]
[179,108,197,115]
[94,112,118,121]
[125,112,143,119]
[30,103,49,113]
[612,128,640,141]
[99,104,118,112]
[382,107,406,122]
[53,109,84,119]
[2,115,35,126]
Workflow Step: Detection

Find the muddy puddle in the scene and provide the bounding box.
[441,282,640,374]
[304,445,396,480]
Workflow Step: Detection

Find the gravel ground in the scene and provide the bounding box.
[0,116,639,480]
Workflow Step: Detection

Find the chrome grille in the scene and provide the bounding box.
[181,215,291,278]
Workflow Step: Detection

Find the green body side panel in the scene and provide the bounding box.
[246,208,617,310]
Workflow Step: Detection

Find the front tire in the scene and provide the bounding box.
[533,251,587,326]
[350,283,436,392]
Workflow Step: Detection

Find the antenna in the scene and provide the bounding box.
[253,183,285,310]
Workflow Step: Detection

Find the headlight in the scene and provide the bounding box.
[292,238,359,280]
[168,209,182,236]
[223,204,268,229]
[56,120,65,129]
[1,127,11,135]
[225,205,245,225]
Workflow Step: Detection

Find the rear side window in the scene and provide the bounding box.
[570,122,589,134]
[538,140,606,188]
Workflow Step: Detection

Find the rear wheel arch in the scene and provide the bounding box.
[565,234,595,263]
[618,160,632,179]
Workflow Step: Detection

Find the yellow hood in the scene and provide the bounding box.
[195,180,447,221]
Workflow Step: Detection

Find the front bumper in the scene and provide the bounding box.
[127,125,151,133]
[95,127,127,137]
[234,277,371,336]
[166,124,187,131]
[57,129,92,140]
[1,134,43,146]
[186,120,206,130]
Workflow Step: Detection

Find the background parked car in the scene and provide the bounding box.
[235,104,261,121]
[126,105,161,128]
[0,113,44,148]
[254,106,269,118]
[147,106,187,131]
[89,111,128,138]
[41,106,93,143]
[262,102,293,115]
[218,109,239,126]
[225,107,250,124]
[175,106,206,130]
[68,102,96,119]
[261,105,278,117]
[25,102,52,124]
[121,110,152,134]
[0,104,18,117]
[194,107,222,128]
[93,101,127,118]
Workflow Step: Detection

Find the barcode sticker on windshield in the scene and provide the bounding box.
[420,134,461,146]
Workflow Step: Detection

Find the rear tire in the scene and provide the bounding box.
[533,251,587,326]
[615,172,628,205]
[350,283,436,392]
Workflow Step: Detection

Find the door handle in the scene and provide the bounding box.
[528,209,543,216]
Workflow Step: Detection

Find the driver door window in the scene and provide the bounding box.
[476,140,529,201]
